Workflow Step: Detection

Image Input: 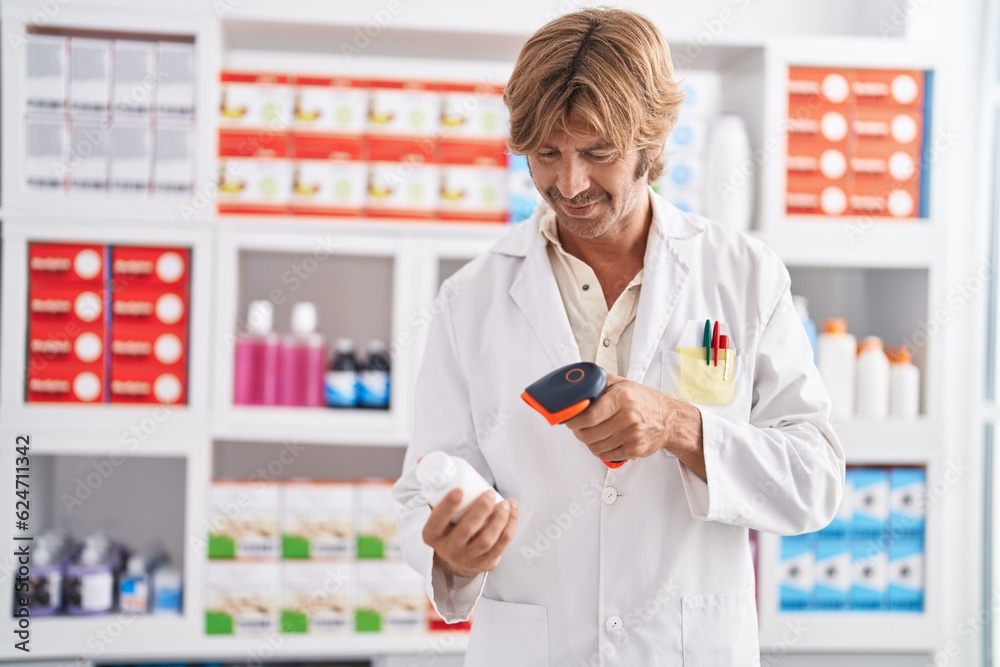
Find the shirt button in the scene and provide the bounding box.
[606,616,623,631]
[582,284,590,291]
[602,487,618,505]
[602,338,611,347]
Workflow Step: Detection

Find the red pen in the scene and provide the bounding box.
[719,334,729,380]
[712,321,720,366]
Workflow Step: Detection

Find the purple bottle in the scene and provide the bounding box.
[24,534,70,616]
[65,537,116,616]
[234,300,280,405]
[279,302,326,407]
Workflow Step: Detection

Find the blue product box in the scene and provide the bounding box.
[890,467,926,540]
[850,540,887,611]
[888,539,924,612]
[814,539,851,611]
[851,468,890,541]
[818,469,854,540]
[507,154,541,223]
[779,534,814,612]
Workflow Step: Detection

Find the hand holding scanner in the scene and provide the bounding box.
[520,362,626,469]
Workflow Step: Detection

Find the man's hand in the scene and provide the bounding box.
[422,489,519,579]
[564,373,707,480]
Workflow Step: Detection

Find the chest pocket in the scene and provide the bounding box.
[661,348,750,424]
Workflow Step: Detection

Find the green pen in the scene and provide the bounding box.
[703,319,712,365]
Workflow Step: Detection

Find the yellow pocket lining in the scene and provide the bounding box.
[674,346,737,405]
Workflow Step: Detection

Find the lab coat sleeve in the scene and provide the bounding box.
[391,292,492,623]
[677,247,846,535]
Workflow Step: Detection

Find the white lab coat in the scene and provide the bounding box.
[393,189,845,667]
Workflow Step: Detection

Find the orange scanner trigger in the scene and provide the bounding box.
[520,391,591,425]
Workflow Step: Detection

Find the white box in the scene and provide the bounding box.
[439,165,508,219]
[293,79,368,135]
[661,150,704,191]
[281,481,356,559]
[113,40,156,116]
[218,158,293,211]
[666,117,708,154]
[291,160,368,214]
[156,42,195,118]
[356,561,425,633]
[205,561,279,635]
[69,37,111,115]
[366,162,441,216]
[208,481,280,559]
[440,91,508,139]
[68,116,109,193]
[676,70,721,118]
[153,119,195,197]
[26,34,68,114]
[26,115,68,192]
[356,480,402,559]
[220,74,294,130]
[367,86,441,136]
[281,562,354,634]
[111,118,152,196]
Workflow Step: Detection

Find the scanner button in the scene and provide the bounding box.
[602,487,618,505]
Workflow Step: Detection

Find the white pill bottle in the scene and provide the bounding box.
[416,451,503,522]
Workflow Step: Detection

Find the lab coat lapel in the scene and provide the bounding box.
[508,232,582,370]
[626,193,700,383]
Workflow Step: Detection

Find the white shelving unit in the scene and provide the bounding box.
[0,0,968,664]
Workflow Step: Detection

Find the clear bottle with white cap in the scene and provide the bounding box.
[416,451,503,522]
[280,302,326,407]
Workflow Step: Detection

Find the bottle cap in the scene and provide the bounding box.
[335,338,355,354]
[415,451,457,490]
[792,295,809,321]
[154,566,182,588]
[896,345,913,364]
[247,300,274,336]
[127,554,147,576]
[823,317,848,334]
[368,339,387,354]
[858,336,883,353]
[291,302,317,335]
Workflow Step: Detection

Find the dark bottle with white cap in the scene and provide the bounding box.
[324,338,359,408]
[358,339,391,410]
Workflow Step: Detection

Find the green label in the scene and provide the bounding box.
[355,608,381,632]
[282,535,310,559]
[208,534,235,559]
[281,610,309,634]
[205,611,233,635]
[356,535,385,559]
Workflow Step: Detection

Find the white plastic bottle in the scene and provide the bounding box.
[416,451,503,522]
[706,114,754,231]
[890,345,921,419]
[817,317,857,422]
[856,336,891,420]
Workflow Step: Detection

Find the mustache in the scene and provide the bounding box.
[546,189,610,207]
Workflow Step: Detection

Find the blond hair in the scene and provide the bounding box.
[504,7,685,183]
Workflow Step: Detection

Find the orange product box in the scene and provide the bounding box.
[849,178,921,219]
[219,71,295,130]
[29,284,107,331]
[786,102,851,144]
[365,137,441,218]
[788,67,853,106]
[851,146,921,184]
[110,287,189,329]
[437,81,508,140]
[786,136,849,180]
[288,137,367,215]
[786,172,849,216]
[291,76,369,135]
[29,243,107,285]
[219,128,290,158]
[436,140,509,222]
[853,107,924,150]
[110,246,190,289]
[217,158,294,215]
[851,69,925,109]
[367,79,442,137]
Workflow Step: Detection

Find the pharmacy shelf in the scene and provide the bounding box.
[832,418,942,465]
[0,424,203,457]
[754,219,944,269]
[215,215,511,243]
[0,614,468,661]
[213,406,408,446]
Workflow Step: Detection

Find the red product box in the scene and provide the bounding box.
[853,107,924,151]
[29,243,107,285]
[788,67,853,107]
[219,129,290,158]
[28,284,107,331]
[109,321,187,405]
[851,69,924,109]
[110,288,189,329]
[849,179,920,218]
[290,134,364,161]
[786,102,851,144]
[110,246,190,290]
[26,318,107,404]
[786,172,849,216]
[108,364,186,405]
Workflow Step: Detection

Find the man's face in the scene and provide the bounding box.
[527,115,650,240]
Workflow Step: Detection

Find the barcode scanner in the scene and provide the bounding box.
[520,362,627,469]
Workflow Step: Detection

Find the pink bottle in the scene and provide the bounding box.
[279,302,326,407]
[233,300,280,405]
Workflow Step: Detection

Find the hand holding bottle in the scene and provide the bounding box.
[422,488,519,578]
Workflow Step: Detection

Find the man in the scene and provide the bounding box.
[393,8,844,666]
